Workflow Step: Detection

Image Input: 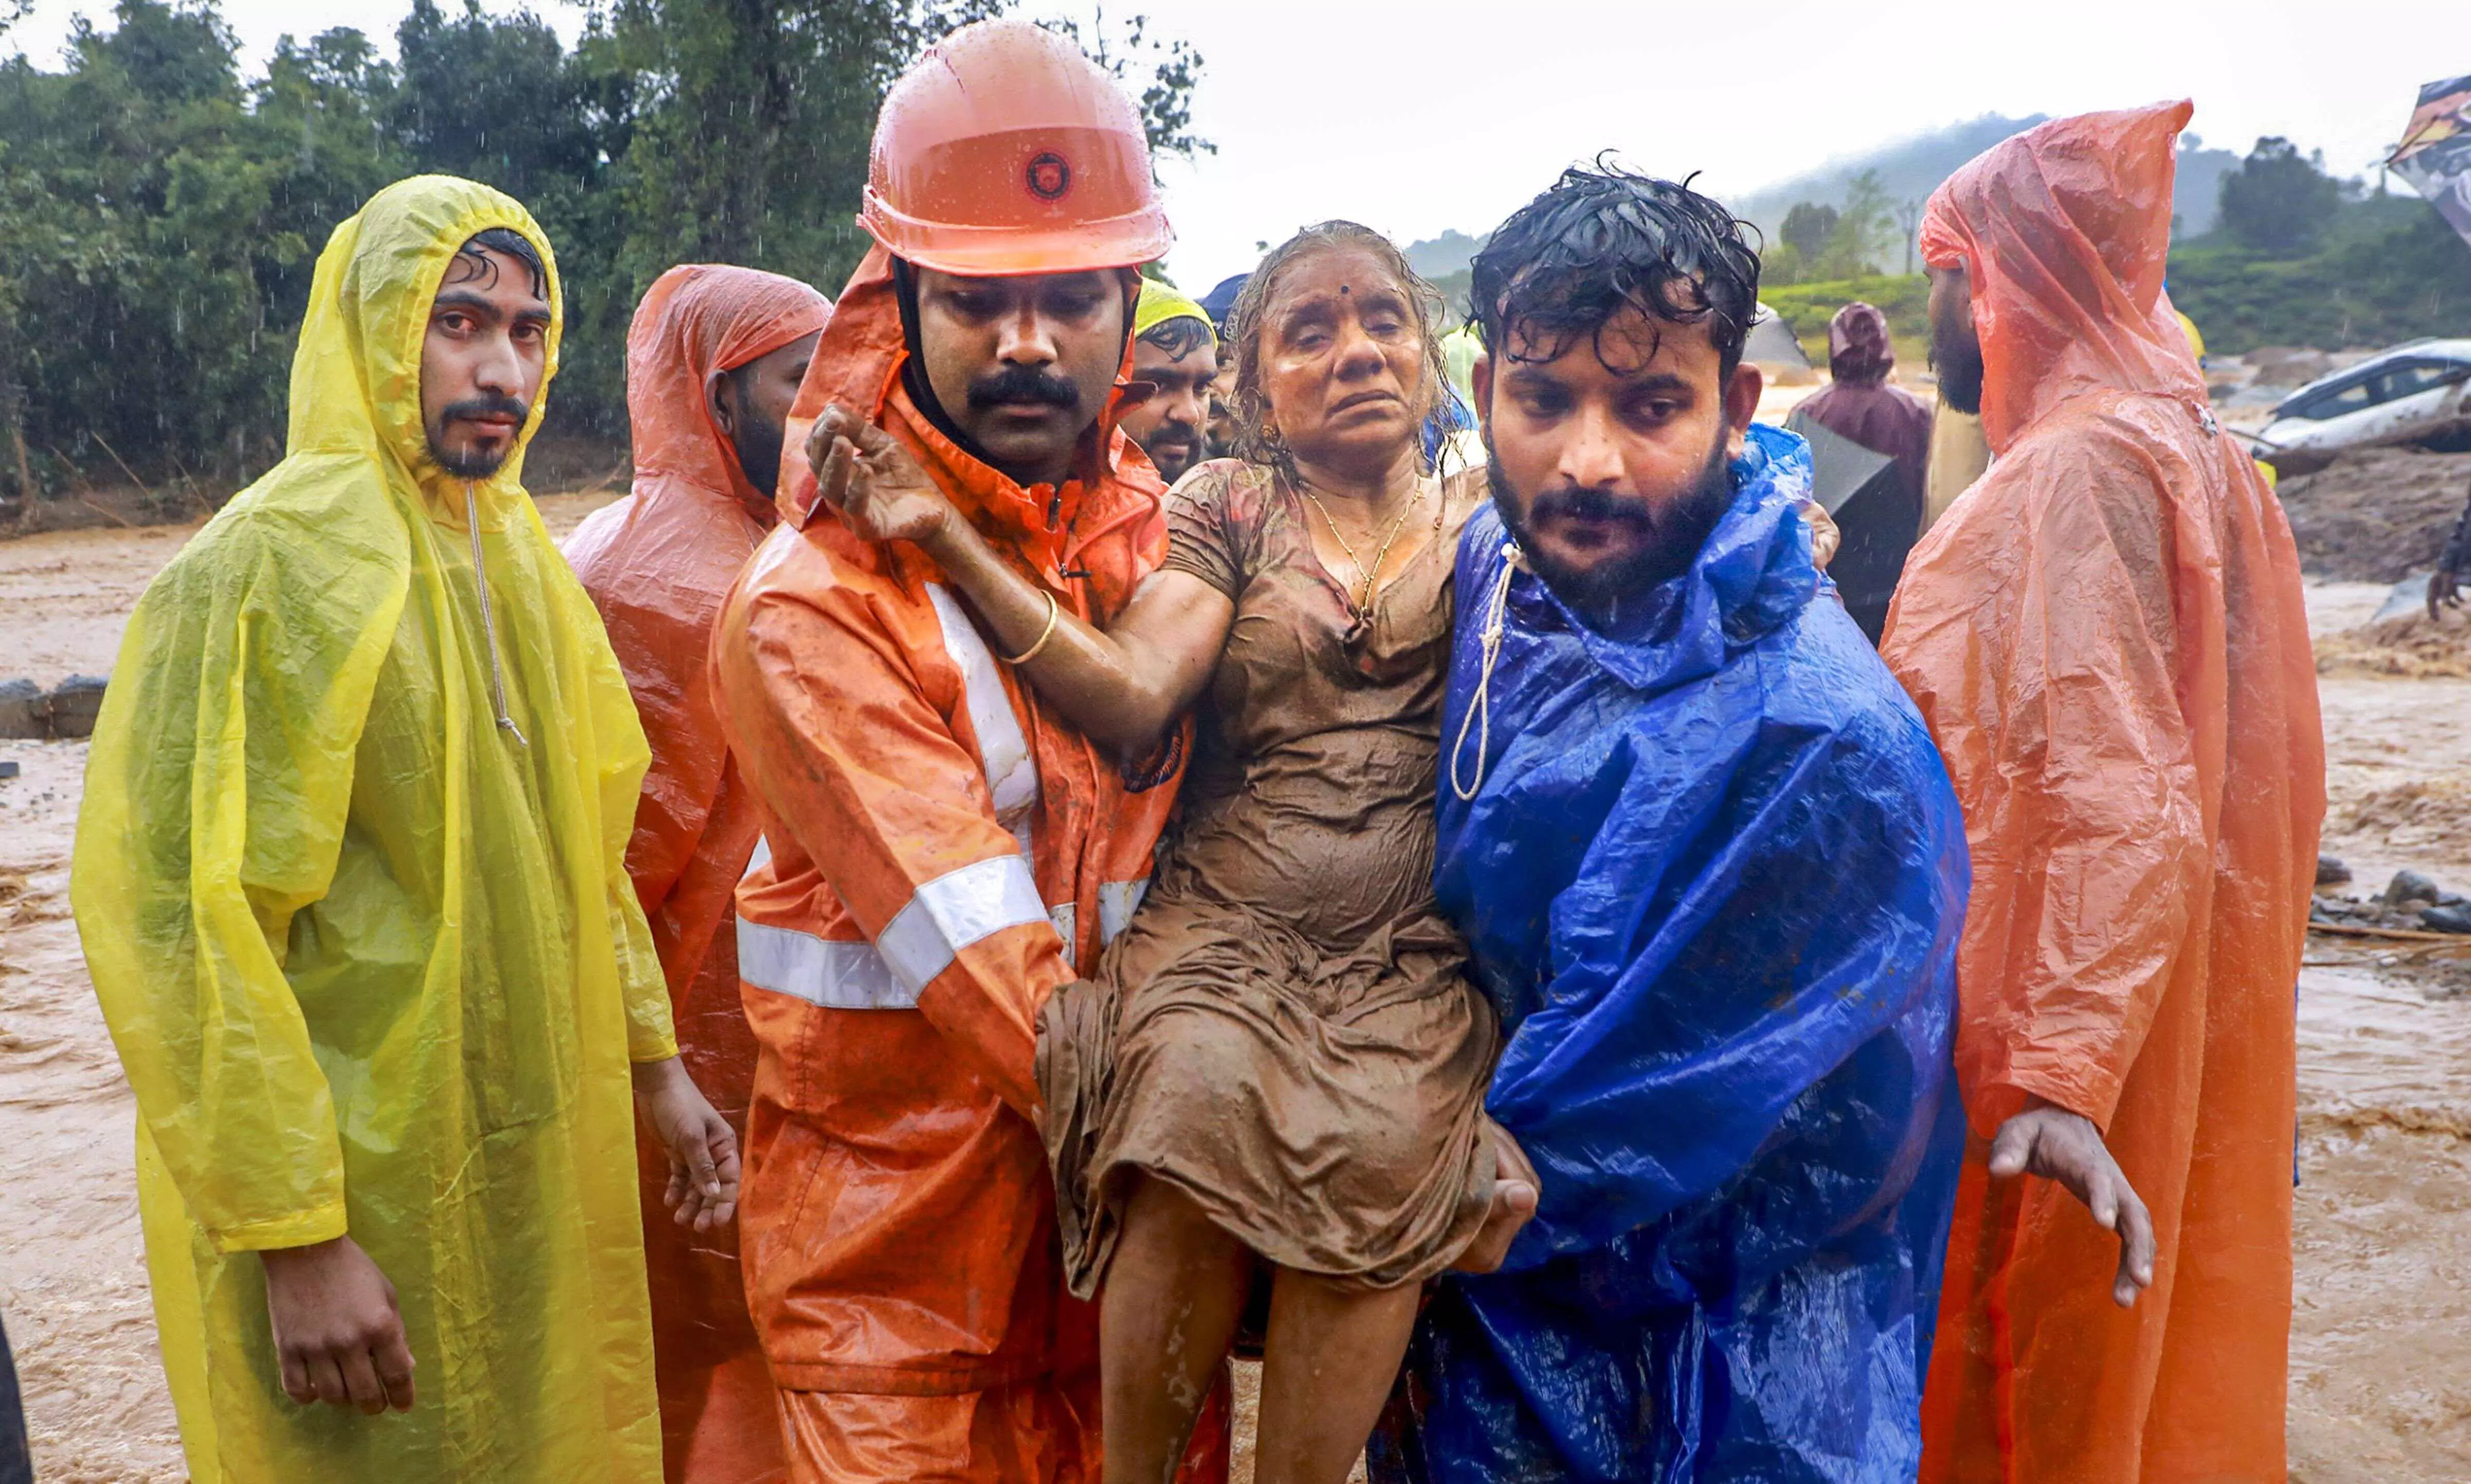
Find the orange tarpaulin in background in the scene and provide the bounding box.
[1881,101,2324,1483]
[566,263,831,1484]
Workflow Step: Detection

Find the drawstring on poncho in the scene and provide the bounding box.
[1449,540,1524,801]
[465,480,530,747]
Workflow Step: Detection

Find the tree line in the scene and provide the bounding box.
[1755,136,2471,361]
[0,0,1205,505]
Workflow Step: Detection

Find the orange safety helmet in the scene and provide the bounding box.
[860,19,1174,276]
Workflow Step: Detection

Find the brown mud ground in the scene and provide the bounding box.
[3,512,2468,1480]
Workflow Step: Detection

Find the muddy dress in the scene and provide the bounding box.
[1039,459,1502,1294]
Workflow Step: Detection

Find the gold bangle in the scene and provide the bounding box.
[1001,590,1060,665]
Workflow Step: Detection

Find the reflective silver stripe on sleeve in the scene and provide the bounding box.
[737,919,916,1009]
[1050,902,1078,953]
[874,854,1051,997]
[926,583,1039,852]
[1097,878,1150,944]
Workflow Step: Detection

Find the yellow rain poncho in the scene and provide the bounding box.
[71,176,675,1481]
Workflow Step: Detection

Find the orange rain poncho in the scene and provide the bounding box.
[565,264,830,1484]
[710,247,1224,1482]
[1880,103,2325,1483]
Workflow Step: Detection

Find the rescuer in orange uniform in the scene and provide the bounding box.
[565,264,830,1484]
[707,21,1226,1481]
[1880,102,2325,1482]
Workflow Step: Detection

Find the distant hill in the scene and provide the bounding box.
[1403,115,2248,299]
[1727,113,2244,244]
[1403,228,1486,282]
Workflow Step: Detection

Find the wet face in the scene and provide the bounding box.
[1928,264,1984,416]
[912,267,1132,487]
[711,329,819,501]
[421,243,551,479]
[1120,329,1217,484]
[1253,245,1426,472]
[1476,304,1761,617]
[1205,357,1240,459]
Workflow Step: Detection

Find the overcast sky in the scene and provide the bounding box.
[6,0,2453,290]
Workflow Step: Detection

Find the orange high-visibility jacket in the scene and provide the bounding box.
[711,247,1184,1401]
[565,264,830,1483]
[1881,102,2325,1483]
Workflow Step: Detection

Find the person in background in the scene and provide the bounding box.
[707,22,1226,1481]
[1379,164,1969,1484]
[1199,272,1250,459]
[565,263,831,1484]
[72,176,735,1484]
[1785,301,1930,641]
[1881,102,2324,1484]
[1119,281,1217,484]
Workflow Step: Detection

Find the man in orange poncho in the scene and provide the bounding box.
[705,21,1225,1482]
[1881,102,2325,1482]
[566,264,830,1484]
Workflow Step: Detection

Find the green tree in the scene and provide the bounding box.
[2218,136,2344,255]
[1780,200,1837,260]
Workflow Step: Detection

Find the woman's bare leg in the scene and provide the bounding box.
[1102,1177,1252,1484]
[1253,1269,1422,1484]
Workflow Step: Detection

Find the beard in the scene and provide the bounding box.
[1931,322,1985,416]
[428,394,530,479]
[1139,420,1200,483]
[1490,426,1735,621]
[732,400,787,499]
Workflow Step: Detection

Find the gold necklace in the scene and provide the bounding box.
[1299,475,1428,617]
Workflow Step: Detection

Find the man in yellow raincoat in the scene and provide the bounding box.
[72,175,739,1482]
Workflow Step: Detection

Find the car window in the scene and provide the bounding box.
[2373,361,2471,401]
[2296,380,2376,420]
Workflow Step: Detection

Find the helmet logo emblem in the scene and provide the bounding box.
[1026,152,1072,201]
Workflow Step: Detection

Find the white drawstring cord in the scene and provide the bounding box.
[1449,541,1524,801]
[464,481,529,748]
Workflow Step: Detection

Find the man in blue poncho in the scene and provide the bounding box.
[1373,167,1972,1482]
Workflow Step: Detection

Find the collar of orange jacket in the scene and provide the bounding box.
[1919,101,2210,454]
[776,245,1156,558]
[627,264,832,528]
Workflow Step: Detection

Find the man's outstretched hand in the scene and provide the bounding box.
[805,403,960,549]
[635,1055,741,1234]
[1988,1097,2156,1308]
[260,1235,416,1413]
[1451,1124,1541,1275]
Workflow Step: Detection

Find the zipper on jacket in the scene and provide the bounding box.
[464,481,530,748]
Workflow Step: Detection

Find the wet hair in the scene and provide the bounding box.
[1226,221,1452,480]
[1469,163,1760,381]
[1136,314,1213,361]
[449,226,549,301]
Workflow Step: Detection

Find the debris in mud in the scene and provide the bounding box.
[2276,445,2471,584]
[0,674,109,740]
[2315,598,2471,677]
[2328,774,2471,853]
[2310,869,2471,934]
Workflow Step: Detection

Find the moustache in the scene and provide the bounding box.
[440,394,531,430]
[967,364,1082,412]
[1529,485,1652,527]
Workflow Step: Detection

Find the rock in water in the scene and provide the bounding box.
[0,678,41,739]
[2317,854,2353,886]
[2386,869,2443,907]
[2421,904,2471,935]
[44,675,106,740]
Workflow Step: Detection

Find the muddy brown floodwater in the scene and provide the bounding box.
[3,512,2468,1481]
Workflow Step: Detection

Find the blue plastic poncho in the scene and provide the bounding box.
[1374,426,1970,1483]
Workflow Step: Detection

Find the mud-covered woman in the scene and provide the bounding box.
[806,222,1537,1484]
